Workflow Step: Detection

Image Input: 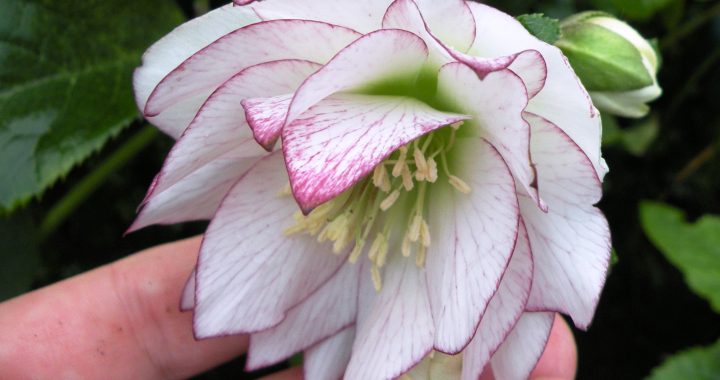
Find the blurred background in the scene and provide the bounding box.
[1,0,719,378]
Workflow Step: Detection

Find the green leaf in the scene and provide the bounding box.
[0,0,184,211]
[647,340,720,380]
[517,13,562,44]
[556,23,654,91]
[621,115,659,156]
[640,202,720,313]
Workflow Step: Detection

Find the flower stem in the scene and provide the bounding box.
[39,126,159,240]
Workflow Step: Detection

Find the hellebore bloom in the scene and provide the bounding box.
[557,11,662,118]
[131,1,611,379]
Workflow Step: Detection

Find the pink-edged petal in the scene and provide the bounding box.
[304,327,356,380]
[134,4,259,138]
[180,269,196,312]
[521,113,611,329]
[128,151,261,232]
[489,312,555,380]
[242,94,293,150]
[193,153,348,338]
[246,0,393,33]
[381,0,453,67]
[145,59,320,206]
[460,221,533,380]
[144,20,361,116]
[284,29,429,127]
[466,2,607,178]
[345,256,434,380]
[246,262,361,369]
[425,138,519,354]
[283,94,469,212]
[413,0,475,52]
[438,62,545,211]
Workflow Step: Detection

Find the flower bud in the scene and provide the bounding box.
[556,12,661,118]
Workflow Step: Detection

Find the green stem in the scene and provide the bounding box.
[661,1,720,51]
[39,126,159,240]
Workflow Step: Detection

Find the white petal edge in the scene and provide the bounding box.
[460,221,533,380]
[489,311,555,380]
[426,138,520,354]
[133,4,260,138]
[521,112,611,329]
[193,153,348,338]
[304,327,356,380]
[284,28,429,127]
[180,269,196,312]
[144,20,361,116]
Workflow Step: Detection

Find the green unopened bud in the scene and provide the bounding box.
[556,12,661,118]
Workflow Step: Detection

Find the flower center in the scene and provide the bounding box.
[284,122,471,291]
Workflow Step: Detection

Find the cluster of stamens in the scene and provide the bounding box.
[284,122,471,291]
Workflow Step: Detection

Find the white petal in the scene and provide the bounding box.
[284,29,429,127]
[466,2,606,178]
[144,59,320,208]
[438,62,545,210]
[412,0,475,52]
[193,153,348,337]
[180,269,196,312]
[489,312,555,380]
[521,113,611,329]
[245,0,393,33]
[246,263,361,369]
[134,4,260,138]
[426,139,519,354]
[345,257,434,380]
[128,150,261,231]
[144,20,361,116]
[283,94,469,212]
[304,327,356,380]
[461,221,533,380]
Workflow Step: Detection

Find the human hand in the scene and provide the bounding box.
[0,237,577,379]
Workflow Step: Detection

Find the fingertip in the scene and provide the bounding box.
[530,314,577,380]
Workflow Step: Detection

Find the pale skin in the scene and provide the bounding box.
[0,236,577,380]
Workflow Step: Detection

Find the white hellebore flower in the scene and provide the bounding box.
[131,1,612,379]
[557,12,662,118]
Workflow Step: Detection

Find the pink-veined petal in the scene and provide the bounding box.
[282,94,469,212]
[345,256,434,380]
[304,327,356,380]
[245,0,393,33]
[144,20,361,116]
[242,94,293,150]
[180,269,196,312]
[489,312,555,380]
[284,29,429,127]
[438,62,545,211]
[134,4,260,138]
[466,2,606,178]
[193,153,348,338]
[246,263,361,370]
[144,59,320,207]
[460,221,533,380]
[426,138,519,354]
[128,151,261,232]
[521,113,611,329]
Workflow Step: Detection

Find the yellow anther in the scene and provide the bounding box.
[392,146,408,177]
[380,189,400,211]
[420,219,431,247]
[427,157,438,183]
[349,240,365,263]
[416,245,427,267]
[373,164,391,193]
[402,233,412,257]
[448,175,472,194]
[409,214,422,242]
[450,121,464,130]
[368,233,386,261]
[413,148,428,176]
[371,265,383,291]
[277,184,292,197]
[401,165,414,191]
